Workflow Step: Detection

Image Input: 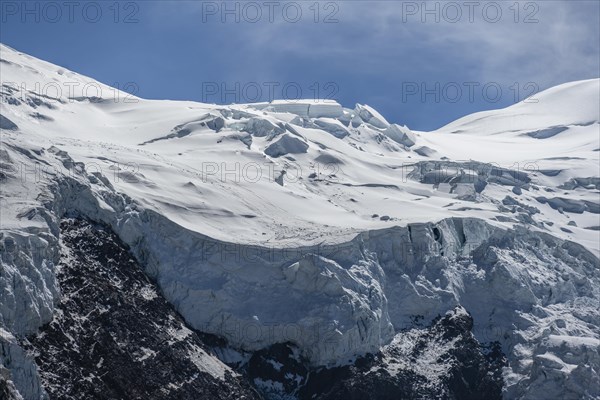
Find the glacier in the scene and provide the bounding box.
[0,43,599,399]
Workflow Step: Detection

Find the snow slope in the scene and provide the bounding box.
[1,43,599,399]
[1,43,598,250]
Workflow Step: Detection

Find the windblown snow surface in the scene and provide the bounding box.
[0,43,599,399]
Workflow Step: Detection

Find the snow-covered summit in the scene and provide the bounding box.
[438,79,599,135]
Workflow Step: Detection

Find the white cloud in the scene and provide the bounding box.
[147,0,599,101]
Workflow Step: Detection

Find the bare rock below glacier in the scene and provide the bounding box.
[23,219,260,400]
[296,307,505,400]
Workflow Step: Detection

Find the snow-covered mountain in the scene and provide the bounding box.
[1,43,598,399]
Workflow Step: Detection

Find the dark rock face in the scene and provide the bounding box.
[23,219,260,400]
[241,308,505,400]
[301,309,504,400]
[242,343,309,398]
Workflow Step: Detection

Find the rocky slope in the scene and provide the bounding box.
[20,218,259,400]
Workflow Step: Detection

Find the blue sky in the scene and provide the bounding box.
[1,0,598,130]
